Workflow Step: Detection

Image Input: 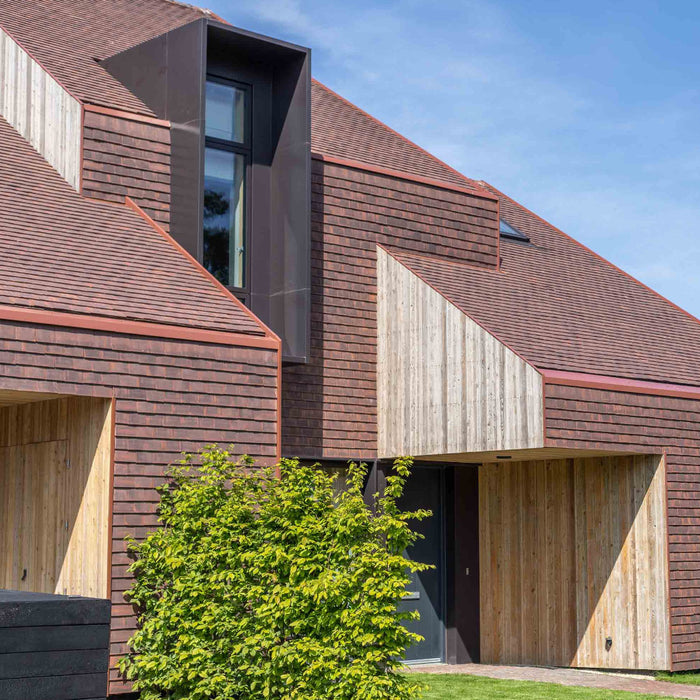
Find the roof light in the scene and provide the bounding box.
[499,219,530,242]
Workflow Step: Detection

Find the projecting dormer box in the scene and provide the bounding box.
[102,19,311,363]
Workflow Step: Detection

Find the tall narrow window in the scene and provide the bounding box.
[204,79,250,289]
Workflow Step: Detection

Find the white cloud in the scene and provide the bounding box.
[207,0,700,318]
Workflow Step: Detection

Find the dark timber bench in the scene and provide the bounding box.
[0,590,111,700]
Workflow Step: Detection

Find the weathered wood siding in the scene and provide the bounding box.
[544,384,700,671]
[0,27,81,189]
[282,159,500,460]
[479,454,671,670]
[377,247,544,458]
[0,396,112,598]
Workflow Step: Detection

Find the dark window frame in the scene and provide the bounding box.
[204,75,253,298]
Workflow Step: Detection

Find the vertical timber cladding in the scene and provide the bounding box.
[0,396,112,598]
[0,27,82,190]
[479,455,671,670]
[377,247,544,458]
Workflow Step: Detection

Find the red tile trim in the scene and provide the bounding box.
[541,369,700,400]
[0,304,279,350]
[124,197,280,342]
[84,103,171,128]
[312,79,494,200]
[311,152,497,203]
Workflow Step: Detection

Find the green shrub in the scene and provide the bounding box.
[119,448,430,700]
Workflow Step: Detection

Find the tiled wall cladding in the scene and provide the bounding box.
[282,159,499,459]
[0,321,278,693]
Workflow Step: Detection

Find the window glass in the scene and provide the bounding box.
[499,219,529,241]
[205,81,246,143]
[203,148,246,288]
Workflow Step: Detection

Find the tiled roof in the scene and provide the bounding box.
[0,115,265,336]
[387,184,700,388]
[311,80,480,191]
[0,0,205,116]
[1,1,479,190]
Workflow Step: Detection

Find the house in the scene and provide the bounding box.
[0,0,699,695]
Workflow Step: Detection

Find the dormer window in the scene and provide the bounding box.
[204,78,251,290]
[499,219,529,242]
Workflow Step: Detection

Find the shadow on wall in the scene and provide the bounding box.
[0,395,112,598]
[478,454,670,671]
[281,164,325,456]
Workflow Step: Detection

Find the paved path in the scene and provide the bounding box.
[408,663,700,699]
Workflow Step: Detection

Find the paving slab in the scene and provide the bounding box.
[408,663,700,699]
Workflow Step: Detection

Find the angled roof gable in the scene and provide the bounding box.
[0,115,267,337]
[310,80,482,191]
[387,186,700,388]
[0,0,205,115]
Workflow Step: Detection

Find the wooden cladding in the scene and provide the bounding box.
[479,455,671,670]
[0,27,81,189]
[377,248,544,458]
[0,396,112,598]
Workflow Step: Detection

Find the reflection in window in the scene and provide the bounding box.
[204,148,246,288]
[204,78,250,290]
[205,81,246,143]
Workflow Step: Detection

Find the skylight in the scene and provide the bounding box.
[499,219,530,242]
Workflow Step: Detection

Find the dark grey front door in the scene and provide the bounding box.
[398,466,445,663]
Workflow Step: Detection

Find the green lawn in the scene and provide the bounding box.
[411,673,671,700]
[657,671,700,686]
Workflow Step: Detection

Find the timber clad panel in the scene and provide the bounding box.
[0,397,112,598]
[377,248,544,458]
[282,159,499,459]
[480,455,670,670]
[0,321,278,692]
[544,384,700,670]
[82,112,172,230]
[0,27,81,189]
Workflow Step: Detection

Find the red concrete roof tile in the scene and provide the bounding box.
[387,184,700,388]
[0,116,265,336]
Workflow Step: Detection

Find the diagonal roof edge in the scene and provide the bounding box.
[312,152,498,202]
[124,197,280,341]
[0,21,82,104]
[480,180,700,331]
[312,79,493,197]
[378,243,542,376]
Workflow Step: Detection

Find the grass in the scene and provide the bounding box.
[657,671,700,686]
[411,673,672,700]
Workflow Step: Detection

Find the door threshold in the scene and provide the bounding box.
[403,658,444,667]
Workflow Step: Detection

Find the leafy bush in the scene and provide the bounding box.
[119,448,430,700]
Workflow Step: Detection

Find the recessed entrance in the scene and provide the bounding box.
[0,392,113,598]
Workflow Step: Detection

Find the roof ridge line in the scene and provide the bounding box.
[480,179,700,332]
[378,243,541,374]
[312,79,479,191]
[124,197,279,342]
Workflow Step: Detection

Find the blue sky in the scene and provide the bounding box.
[207,0,700,318]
